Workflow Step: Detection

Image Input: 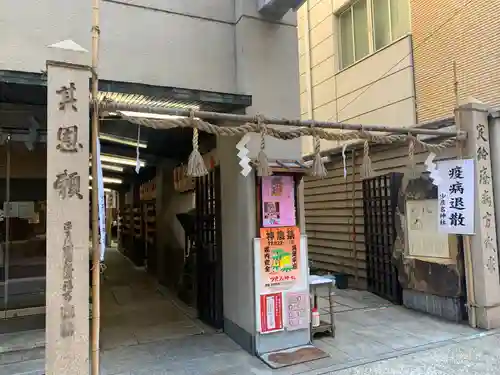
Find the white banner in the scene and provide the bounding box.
[437,159,475,235]
[96,139,106,261]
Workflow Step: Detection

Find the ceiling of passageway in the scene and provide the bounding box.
[0,71,252,189]
[0,70,251,163]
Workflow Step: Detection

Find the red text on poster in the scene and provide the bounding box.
[259,226,301,291]
[259,292,284,334]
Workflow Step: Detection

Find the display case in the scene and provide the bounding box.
[143,202,156,273]
[139,177,157,271]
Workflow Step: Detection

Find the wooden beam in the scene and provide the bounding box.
[103,102,465,137]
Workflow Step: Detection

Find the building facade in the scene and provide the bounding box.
[0,1,306,369]
[298,0,500,328]
[297,0,500,154]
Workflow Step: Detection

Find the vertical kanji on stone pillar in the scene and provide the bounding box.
[46,40,90,374]
[459,98,500,329]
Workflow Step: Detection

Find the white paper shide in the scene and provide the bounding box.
[437,159,475,234]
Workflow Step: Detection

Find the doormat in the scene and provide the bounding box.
[259,344,329,369]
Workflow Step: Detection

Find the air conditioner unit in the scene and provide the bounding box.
[257,0,307,21]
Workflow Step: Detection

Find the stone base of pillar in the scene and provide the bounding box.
[475,304,500,329]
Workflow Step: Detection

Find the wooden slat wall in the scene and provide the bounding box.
[305,149,365,283]
[304,140,459,289]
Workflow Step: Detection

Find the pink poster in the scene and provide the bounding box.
[285,291,309,331]
[261,175,296,228]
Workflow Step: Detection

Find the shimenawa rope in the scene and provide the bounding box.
[114,104,462,179]
[186,109,208,177]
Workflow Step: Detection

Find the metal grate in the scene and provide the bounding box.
[97,91,200,112]
[195,167,223,329]
[362,173,403,305]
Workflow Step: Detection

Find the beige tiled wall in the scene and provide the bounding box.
[412,0,500,122]
[297,0,416,156]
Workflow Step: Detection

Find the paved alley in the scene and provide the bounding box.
[99,248,207,350]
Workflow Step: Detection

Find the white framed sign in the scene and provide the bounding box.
[407,199,450,259]
[437,159,475,234]
[253,235,309,334]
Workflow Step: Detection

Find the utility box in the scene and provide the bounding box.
[257,0,306,21]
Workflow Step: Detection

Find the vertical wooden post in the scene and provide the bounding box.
[46,40,91,375]
[90,0,102,373]
[453,64,477,327]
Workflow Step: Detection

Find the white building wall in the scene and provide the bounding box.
[0,0,236,93]
[220,1,302,352]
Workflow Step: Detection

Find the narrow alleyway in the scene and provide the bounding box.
[99,247,206,350]
[98,247,272,373]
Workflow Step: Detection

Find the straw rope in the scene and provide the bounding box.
[114,104,462,179]
[406,133,418,179]
[256,115,271,177]
[310,123,327,177]
[186,109,208,177]
[122,114,459,151]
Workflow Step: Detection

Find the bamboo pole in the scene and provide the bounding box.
[453,61,477,328]
[102,102,464,138]
[90,0,101,373]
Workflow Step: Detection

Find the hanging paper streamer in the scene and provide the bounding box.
[425,152,441,186]
[342,143,348,180]
[25,117,39,151]
[96,138,106,261]
[135,124,141,174]
[236,133,252,177]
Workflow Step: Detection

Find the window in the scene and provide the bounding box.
[389,0,411,40]
[339,0,410,69]
[353,0,370,60]
[340,8,354,68]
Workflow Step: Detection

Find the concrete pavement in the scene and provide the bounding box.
[326,330,500,375]
[0,248,496,374]
[1,325,499,374]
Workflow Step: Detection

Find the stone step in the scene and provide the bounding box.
[0,346,45,366]
[0,357,44,375]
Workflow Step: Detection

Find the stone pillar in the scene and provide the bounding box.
[489,109,500,255]
[459,99,500,329]
[46,40,90,374]
[218,135,257,354]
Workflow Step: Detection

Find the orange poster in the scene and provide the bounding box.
[259,226,301,291]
